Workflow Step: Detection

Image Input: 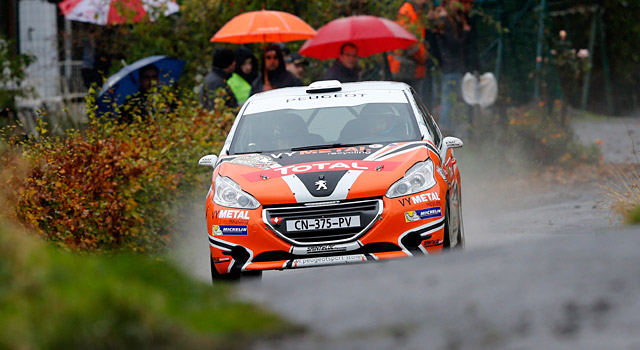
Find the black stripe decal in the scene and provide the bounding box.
[208,236,235,250]
[415,219,445,237]
[399,218,445,256]
[373,142,424,160]
[425,143,441,161]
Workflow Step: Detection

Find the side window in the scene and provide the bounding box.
[411,90,442,147]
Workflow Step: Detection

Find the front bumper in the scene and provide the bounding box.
[206,191,446,275]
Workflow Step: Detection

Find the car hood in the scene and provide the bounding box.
[216,142,436,205]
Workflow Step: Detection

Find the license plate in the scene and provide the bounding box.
[286,216,360,232]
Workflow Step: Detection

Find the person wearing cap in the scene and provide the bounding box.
[285,53,308,80]
[322,42,359,83]
[200,48,238,109]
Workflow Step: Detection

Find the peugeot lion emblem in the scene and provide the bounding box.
[315,179,328,191]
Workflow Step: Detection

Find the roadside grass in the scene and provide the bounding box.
[596,115,640,225]
[602,164,640,225]
[0,217,296,349]
[568,107,614,121]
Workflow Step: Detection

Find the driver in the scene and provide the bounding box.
[360,105,397,139]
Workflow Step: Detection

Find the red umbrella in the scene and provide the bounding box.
[299,15,418,60]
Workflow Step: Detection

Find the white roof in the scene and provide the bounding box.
[246,81,412,102]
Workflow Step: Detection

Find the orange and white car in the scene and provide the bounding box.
[199,80,464,281]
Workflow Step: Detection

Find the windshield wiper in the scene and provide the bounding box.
[290,143,367,152]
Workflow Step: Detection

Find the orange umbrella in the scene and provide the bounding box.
[210,10,316,44]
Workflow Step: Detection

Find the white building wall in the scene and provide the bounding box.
[19,0,60,102]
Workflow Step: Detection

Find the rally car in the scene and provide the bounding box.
[199,80,464,281]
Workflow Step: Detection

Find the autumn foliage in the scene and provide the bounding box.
[3,89,235,252]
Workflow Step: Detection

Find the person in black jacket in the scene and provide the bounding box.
[433,0,470,132]
[200,48,238,109]
[118,64,159,123]
[322,42,360,83]
[250,45,302,95]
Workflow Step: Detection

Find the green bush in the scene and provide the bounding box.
[5,88,235,253]
[0,217,290,350]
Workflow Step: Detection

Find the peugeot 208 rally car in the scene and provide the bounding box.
[199,80,464,281]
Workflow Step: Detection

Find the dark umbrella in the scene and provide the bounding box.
[97,55,185,114]
[299,15,417,59]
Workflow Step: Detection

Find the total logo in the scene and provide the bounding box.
[243,160,400,182]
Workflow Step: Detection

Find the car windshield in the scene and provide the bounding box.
[229,90,421,154]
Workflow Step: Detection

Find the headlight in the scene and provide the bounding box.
[386,159,437,198]
[213,175,260,209]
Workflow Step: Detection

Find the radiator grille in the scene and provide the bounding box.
[263,199,383,245]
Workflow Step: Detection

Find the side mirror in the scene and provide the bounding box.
[440,136,463,160]
[198,154,218,168]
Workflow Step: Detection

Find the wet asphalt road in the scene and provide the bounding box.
[172,117,640,349]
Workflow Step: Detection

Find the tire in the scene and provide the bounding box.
[443,197,452,250]
[210,256,263,283]
[454,186,465,249]
[210,256,241,283]
[443,192,464,250]
[241,270,263,281]
[455,198,465,249]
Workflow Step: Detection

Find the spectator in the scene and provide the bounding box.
[285,52,308,81]
[461,0,479,74]
[387,0,429,93]
[118,64,160,123]
[433,0,470,133]
[250,45,302,95]
[200,48,238,109]
[322,42,359,83]
[80,25,113,89]
[228,46,258,105]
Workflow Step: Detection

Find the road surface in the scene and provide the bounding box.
[171,116,640,349]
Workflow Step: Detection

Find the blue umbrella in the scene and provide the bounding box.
[97,55,185,115]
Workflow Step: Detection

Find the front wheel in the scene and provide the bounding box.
[210,256,263,283]
[443,193,464,250]
[210,256,240,282]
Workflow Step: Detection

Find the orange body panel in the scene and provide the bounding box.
[206,141,458,275]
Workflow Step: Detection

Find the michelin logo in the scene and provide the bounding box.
[405,207,442,222]
[213,225,248,236]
